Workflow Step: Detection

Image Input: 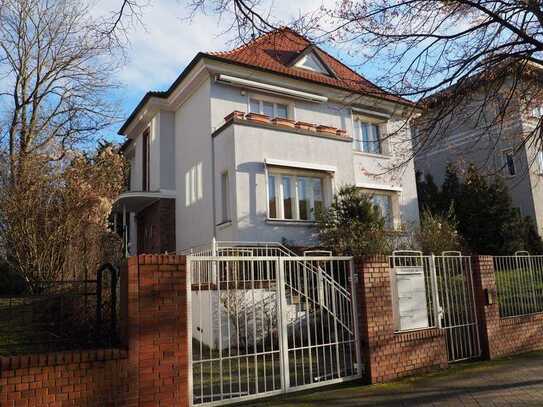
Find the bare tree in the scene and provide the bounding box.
[0,0,122,185]
[113,0,543,171]
[0,146,126,291]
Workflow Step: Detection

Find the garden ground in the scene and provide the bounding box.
[241,351,543,406]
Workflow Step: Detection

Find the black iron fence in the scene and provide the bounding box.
[0,264,120,355]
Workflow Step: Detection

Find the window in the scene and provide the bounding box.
[369,193,393,228]
[298,177,324,220]
[538,151,543,175]
[249,98,289,119]
[142,129,150,191]
[353,121,382,154]
[502,149,516,177]
[221,172,230,223]
[532,106,543,118]
[267,172,324,221]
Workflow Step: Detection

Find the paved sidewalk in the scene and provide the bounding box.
[245,352,543,406]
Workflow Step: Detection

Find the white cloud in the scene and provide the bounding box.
[95,0,334,94]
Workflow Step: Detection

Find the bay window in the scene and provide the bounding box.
[267,172,325,221]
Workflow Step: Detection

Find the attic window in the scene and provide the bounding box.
[294,52,331,76]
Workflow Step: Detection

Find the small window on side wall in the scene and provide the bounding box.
[502,149,516,177]
[221,172,230,223]
[538,151,543,175]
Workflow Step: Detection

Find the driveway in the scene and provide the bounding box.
[242,351,543,406]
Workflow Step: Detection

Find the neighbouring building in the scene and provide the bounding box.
[112,28,421,255]
[414,59,543,236]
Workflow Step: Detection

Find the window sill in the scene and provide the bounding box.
[353,150,391,159]
[216,220,232,231]
[266,218,317,226]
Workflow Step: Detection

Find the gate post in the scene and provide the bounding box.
[472,256,499,360]
[126,254,190,406]
[356,256,448,383]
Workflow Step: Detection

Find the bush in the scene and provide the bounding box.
[415,209,462,255]
[316,185,389,257]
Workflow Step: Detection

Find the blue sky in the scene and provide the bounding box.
[104,0,379,144]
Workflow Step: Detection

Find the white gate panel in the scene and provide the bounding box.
[188,255,360,406]
[435,255,481,363]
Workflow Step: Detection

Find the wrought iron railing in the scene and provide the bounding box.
[0,264,120,355]
[494,254,543,317]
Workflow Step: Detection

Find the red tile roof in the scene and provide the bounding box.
[205,28,412,106]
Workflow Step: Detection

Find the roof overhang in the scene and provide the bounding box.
[112,190,175,213]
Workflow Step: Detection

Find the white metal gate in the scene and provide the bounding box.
[188,255,361,406]
[434,254,481,362]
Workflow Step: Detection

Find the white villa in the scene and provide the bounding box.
[113,28,420,255]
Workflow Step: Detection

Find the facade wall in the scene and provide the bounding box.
[521,116,543,235]
[472,256,543,359]
[356,256,448,383]
[136,198,176,254]
[415,98,542,234]
[175,77,213,251]
[159,111,176,191]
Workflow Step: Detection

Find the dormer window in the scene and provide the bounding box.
[289,45,336,77]
[294,53,329,74]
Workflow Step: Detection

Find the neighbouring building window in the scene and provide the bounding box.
[221,171,230,222]
[538,151,543,175]
[142,129,150,191]
[502,149,516,177]
[532,106,543,118]
[369,193,393,228]
[353,120,382,154]
[249,98,289,119]
[267,172,324,221]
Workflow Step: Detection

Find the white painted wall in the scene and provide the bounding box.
[229,123,355,245]
[212,126,237,241]
[159,111,176,191]
[176,77,214,251]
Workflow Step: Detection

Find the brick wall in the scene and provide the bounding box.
[357,256,448,383]
[0,254,189,407]
[473,255,543,359]
[137,199,176,254]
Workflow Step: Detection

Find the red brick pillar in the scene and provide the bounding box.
[127,254,190,406]
[356,256,447,383]
[356,255,395,383]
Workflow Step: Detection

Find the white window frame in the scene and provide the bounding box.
[502,149,517,177]
[248,95,291,119]
[360,188,400,230]
[266,169,326,222]
[352,115,388,156]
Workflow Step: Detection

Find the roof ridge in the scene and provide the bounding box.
[209,26,309,56]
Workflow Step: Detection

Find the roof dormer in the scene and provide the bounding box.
[289,45,337,77]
